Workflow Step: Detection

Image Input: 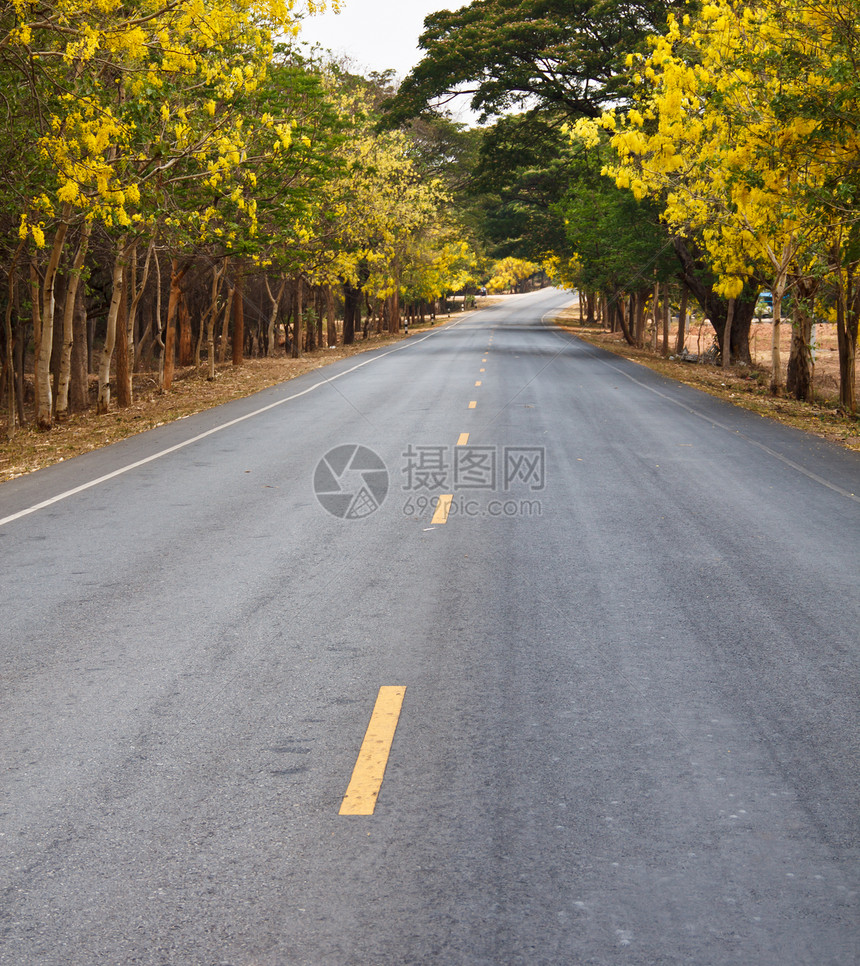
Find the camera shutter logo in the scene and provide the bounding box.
[314,445,389,519]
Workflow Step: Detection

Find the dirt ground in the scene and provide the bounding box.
[556,305,860,452]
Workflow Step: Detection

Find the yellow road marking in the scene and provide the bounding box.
[480,368,485,373]
[468,401,477,409]
[482,358,487,362]
[475,380,482,387]
[457,433,470,446]
[340,686,406,816]
[431,494,454,524]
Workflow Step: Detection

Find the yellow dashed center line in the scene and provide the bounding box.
[475,381,482,387]
[468,401,477,409]
[457,433,470,446]
[340,686,407,816]
[431,494,454,524]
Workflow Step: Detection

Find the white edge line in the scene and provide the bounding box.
[0,321,468,528]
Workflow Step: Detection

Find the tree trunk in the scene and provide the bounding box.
[218,280,234,363]
[178,282,193,366]
[34,220,70,429]
[162,259,189,391]
[207,260,227,380]
[771,271,788,394]
[651,283,659,352]
[722,298,735,368]
[634,291,645,347]
[326,287,337,347]
[661,286,670,357]
[786,277,818,401]
[675,283,688,354]
[4,242,25,437]
[387,290,401,334]
[834,263,858,413]
[56,221,91,420]
[115,256,131,407]
[232,267,244,366]
[4,275,15,437]
[614,294,635,346]
[265,276,287,358]
[291,277,303,359]
[315,288,324,349]
[97,242,127,414]
[69,284,88,413]
[343,281,359,346]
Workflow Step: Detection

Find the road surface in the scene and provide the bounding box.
[1,288,858,965]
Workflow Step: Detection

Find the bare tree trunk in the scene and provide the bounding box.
[56,221,91,420]
[307,287,317,352]
[675,284,688,354]
[651,283,659,352]
[232,266,244,367]
[614,294,635,346]
[326,286,337,347]
[343,281,358,345]
[205,260,227,380]
[291,277,303,359]
[662,286,670,357]
[385,292,398,334]
[4,272,16,437]
[153,246,165,385]
[786,278,817,401]
[265,276,287,358]
[833,253,858,413]
[162,259,189,391]
[178,282,193,367]
[97,242,127,414]
[34,220,70,429]
[127,236,154,377]
[634,292,645,347]
[115,255,131,407]
[771,272,788,393]
[218,277,234,363]
[4,242,25,437]
[69,285,88,413]
[722,298,736,368]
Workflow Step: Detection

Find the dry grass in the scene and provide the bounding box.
[555,307,860,452]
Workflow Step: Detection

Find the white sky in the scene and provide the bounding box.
[297,1,464,80]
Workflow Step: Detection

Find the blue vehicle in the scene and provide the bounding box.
[755,290,773,318]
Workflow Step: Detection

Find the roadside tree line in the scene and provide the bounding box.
[0,0,481,434]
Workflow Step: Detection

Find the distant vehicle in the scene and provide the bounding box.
[755,290,773,319]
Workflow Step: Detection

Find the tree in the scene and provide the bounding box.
[385,0,685,125]
[589,0,860,397]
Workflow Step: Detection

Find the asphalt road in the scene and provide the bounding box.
[1,288,858,966]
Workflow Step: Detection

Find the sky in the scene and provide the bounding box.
[297,1,463,80]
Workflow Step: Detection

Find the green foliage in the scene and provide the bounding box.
[385,0,687,124]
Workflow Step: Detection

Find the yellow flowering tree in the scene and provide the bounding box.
[585,0,860,400]
[4,0,337,420]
